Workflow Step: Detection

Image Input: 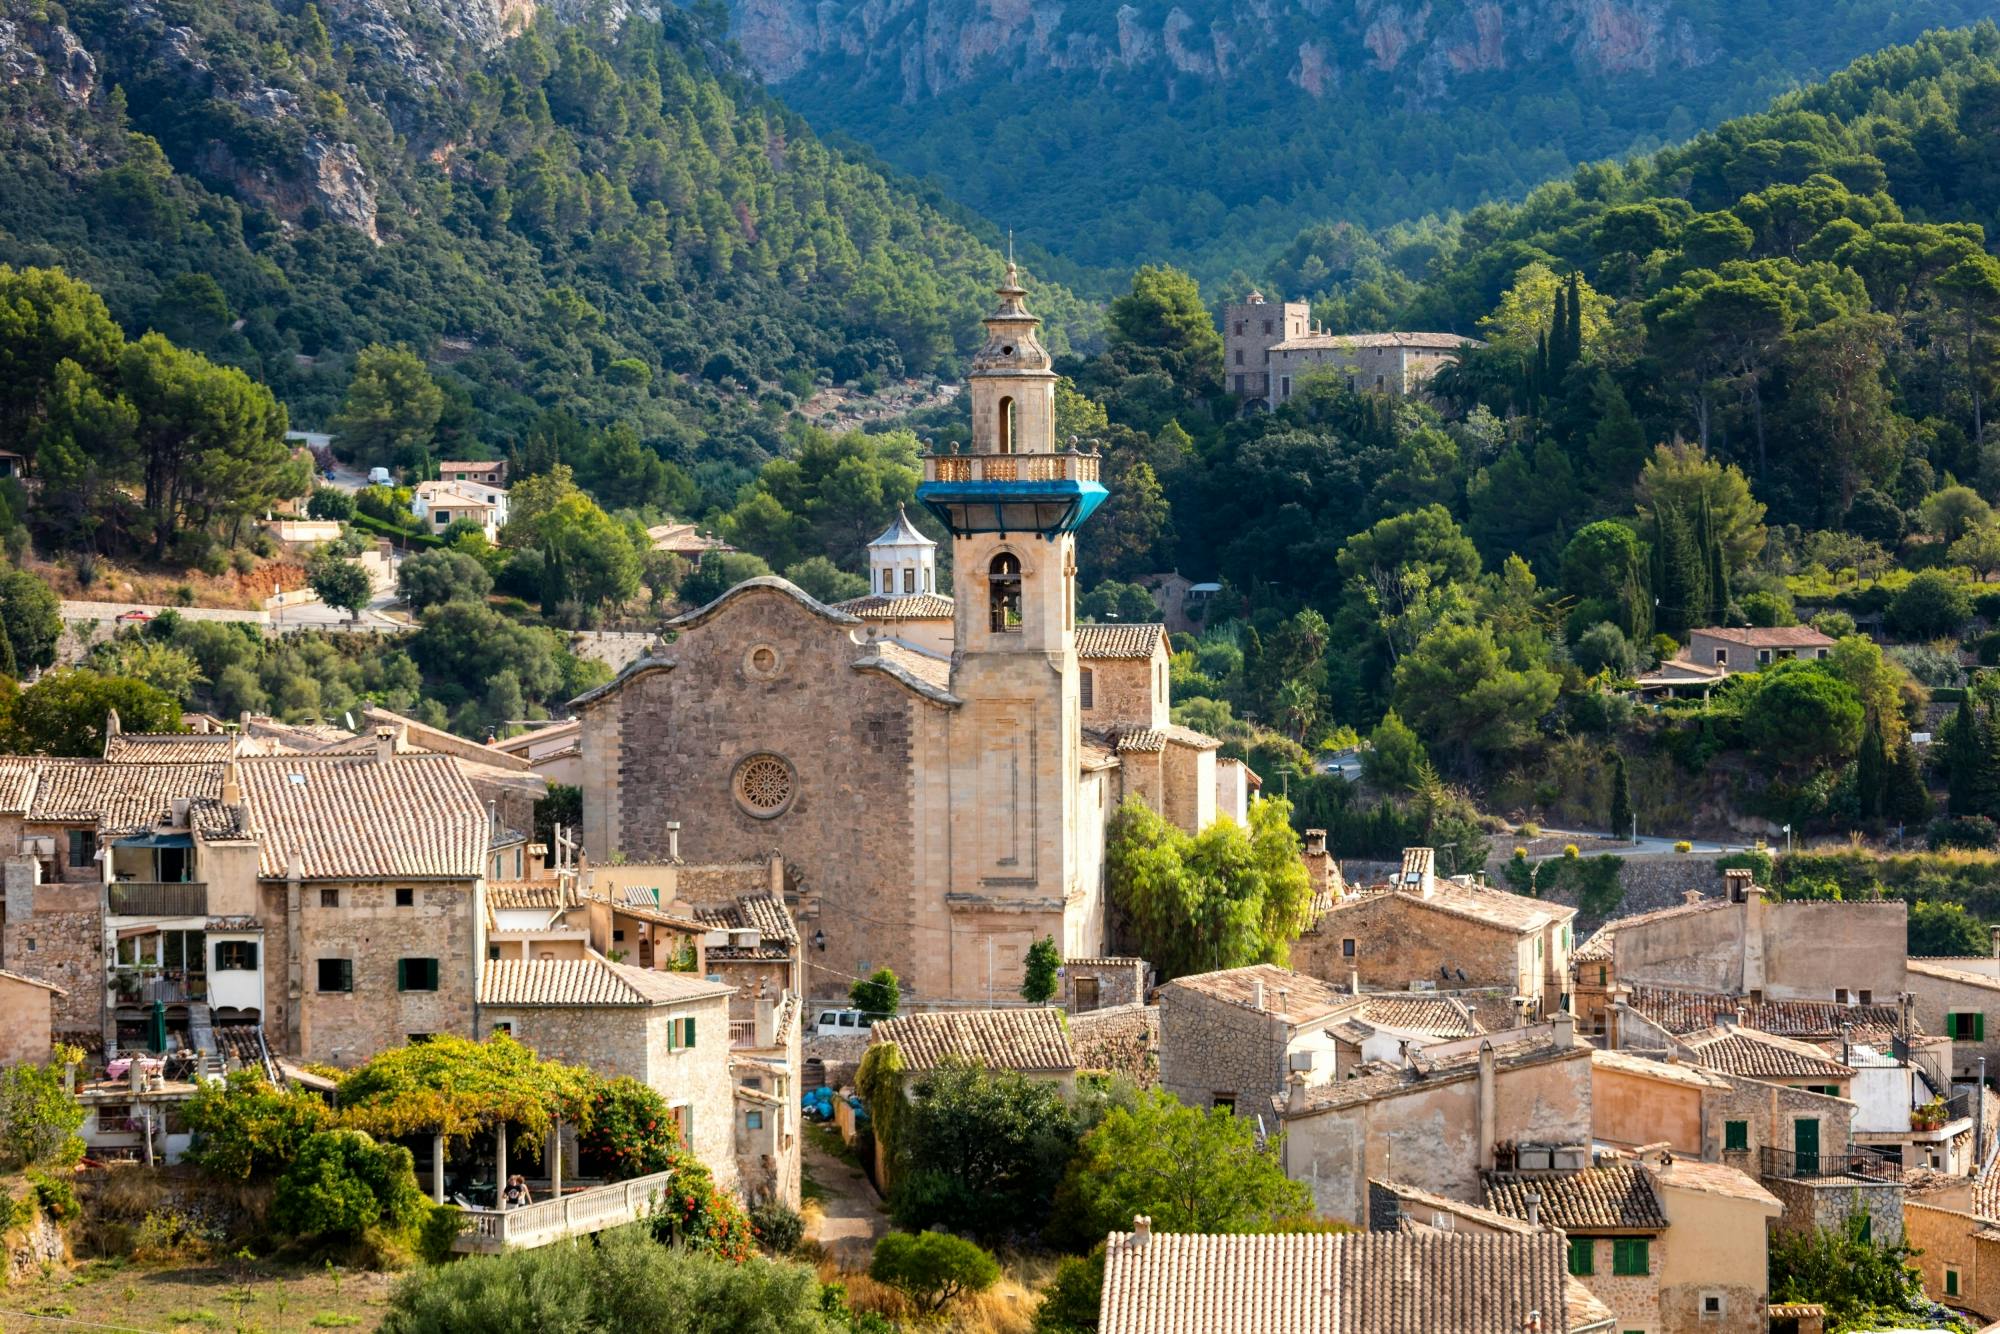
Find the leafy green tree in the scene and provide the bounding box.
[1106,796,1312,980]
[1946,700,1985,817]
[1079,581,1160,623]
[1480,262,1613,356]
[1572,623,1638,678]
[869,1231,1001,1317]
[1736,665,1865,772]
[1560,521,1651,642]
[1392,624,1559,759]
[0,1059,85,1169]
[891,1060,1079,1241]
[1104,266,1224,401]
[1889,571,1972,639]
[1886,742,1932,826]
[0,569,63,677]
[1919,485,1992,545]
[307,487,356,522]
[1768,1214,1969,1334]
[850,968,901,1018]
[1051,1090,1312,1246]
[308,553,374,621]
[781,556,867,604]
[5,670,181,756]
[1951,524,2000,579]
[398,549,494,614]
[86,638,205,703]
[333,345,443,471]
[273,1128,426,1240]
[182,1070,332,1180]
[1909,900,1988,957]
[679,552,775,607]
[1360,709,1426,791]
[1633,444,1766,576]
[1022,936,1061,1004]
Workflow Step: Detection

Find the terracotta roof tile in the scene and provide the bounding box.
[866,641,952,692]
[1076,623,1166,659]
[1485,1164,1667,1231]
[1620,985,1911,1045]
[104,732,241,763]
[1680,1026,1855,1081]
[479,957,732,1007]
[1108,721,1222,753]
[695,893,798,959]
[1645,1157,1782,1208]
[1691,626,1835,648]
[1284,1036,1587,1116]
[0,760,37,814]
[1097,1228,1568,1334]
[871,1007,1076,1074]
[28,759,237,836]
[1325,878,1571,935]
[1163,964,1359,1025]
[1359,995,1483,1038]
[834,592,956,618]
[237,754,487,880]
[0,967,66,995]
[1908,958,2000,991]
[488,883,569,911]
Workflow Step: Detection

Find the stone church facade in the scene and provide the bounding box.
[576,267,1244,1006]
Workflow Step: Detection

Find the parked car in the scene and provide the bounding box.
[814,1008,882,1037]
[367,466,392,484]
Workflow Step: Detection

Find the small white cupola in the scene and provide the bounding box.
[867,505,937,597]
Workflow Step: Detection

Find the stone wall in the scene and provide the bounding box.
[4,861,102,1039]
[1710,1071,1854,1168]
[1903,1202,1994,1320]
[1157,986,1289,1112]
[1070,1002,1157,1086]
[1764,1176,1904,1245]
[640,993,742,1194]
[1080,656,1158,728]
[1569,1237,1659,1334]
[1296,893,1526,999]
[1907,969,2000,1078]
[1062,957,1146,1012]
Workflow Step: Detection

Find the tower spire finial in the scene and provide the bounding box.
[1005,230,1018,288]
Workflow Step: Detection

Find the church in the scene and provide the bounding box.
[575,265,1251,1005]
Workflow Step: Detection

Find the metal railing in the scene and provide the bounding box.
[109,882,207,916]
[729,1019,756,1047]
[452,1170,675,1253]
[1759,1146,1904,1182]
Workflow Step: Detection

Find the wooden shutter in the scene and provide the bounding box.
[1979,1013,1988,1042]
[683,1017,697,1048]
[396,959,409,991]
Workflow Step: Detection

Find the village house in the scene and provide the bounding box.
[1327,992,1488,1069]
[1904,1173,2000,1323]
[1295,847,1576,1017]
[1221,292,1478,407]
[1906,957,2000,1078]
[1274,1017,1594,1223]
[411,478,509,543]
[1059,955,1148,1013]
[645,521,735,565]
[574,266,1252,1006]
[1687,626,1835,674]
[1588,1048,1733,1157]
[439,460,507,487]
[1096,1218,1594,1333]
[1155,963,1358,1113]
[488,719,583,787]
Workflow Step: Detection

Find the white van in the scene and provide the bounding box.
[814,1009,881,1037]
[367,466,392,485]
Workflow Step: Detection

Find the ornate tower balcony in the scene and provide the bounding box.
[916,442,1106,538]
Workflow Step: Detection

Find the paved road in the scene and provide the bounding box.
[1533,827,1751,858]
[63,594,406,634]
[802,1128,887,1269]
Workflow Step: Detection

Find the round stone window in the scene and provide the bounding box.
[733,753,795,819]
[742,644,784,682]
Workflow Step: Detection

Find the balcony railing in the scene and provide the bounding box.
[109,882,207,917]
[1759,1146,1904,1182]
[923,452,1100,484]
[729,1019,756,1047]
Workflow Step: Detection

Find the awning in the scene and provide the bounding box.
[114,832,193,849]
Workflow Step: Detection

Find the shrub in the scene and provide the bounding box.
[850,968,901,1019]
[578,1077,684,1182]
[643,1153,755,1261]
[1889,571,1973,640]
[273,1130,426,1242]
[1928,815,2000,852]
[869,1231,1001,1316]
[748,1200,805,1256]
[1033,1249,1105,1333]
[1675,840,1693,854]
[0,1060,85,1169]
[1563,843,1580,858]
[182,1070,332,1180]
[28,1170,77,1221]
[1517,822,1541,837]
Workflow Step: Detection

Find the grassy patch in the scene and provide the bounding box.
[806,1122,860,1169]
[800,1161,830,1205]
[310,1315,363,1328]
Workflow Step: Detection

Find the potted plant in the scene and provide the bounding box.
[1912,1097,1949,1131]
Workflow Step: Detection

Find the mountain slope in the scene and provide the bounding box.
[0,0,1089,479]
[731,0,2000,286]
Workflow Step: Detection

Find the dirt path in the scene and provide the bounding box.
[803,1128,887,1269]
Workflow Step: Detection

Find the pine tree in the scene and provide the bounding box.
[1946,700,1982,816]
[1565,273,1584,366]
[1885,742,1932,826]
[1976,710,2000,821]
[1608,750,1633,840]
[1855,715,1885,822]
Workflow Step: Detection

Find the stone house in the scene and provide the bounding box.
[439,460,508,487]
[1096,1222,1584,1333]
[1327,993,1487,1069]
[1222,292,1477,407]
[1486,1162,1667,1334]
[476,955,739,1194]
[412,478,508,542]
[1903,1178,2000,1323]
[0,967,62,1065]
[1275,1020,1593,1223]
[1686,626,1834,675]
[1075,623,1169,731]
[1155,963,1359,1113]
[488,719,582,788]
[1069,1003,1158,1087]
[1675,1023,1857,1098]
[1060,956,1147,1013]
[1589,1048,1732,1157]
[1295,847,1576,1016]
[1907,958,2000,1078]
[868,1006,1077,1088]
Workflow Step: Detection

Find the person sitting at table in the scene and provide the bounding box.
[502,1175,532,1209]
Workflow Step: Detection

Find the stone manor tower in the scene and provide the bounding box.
[916,262,1107,924]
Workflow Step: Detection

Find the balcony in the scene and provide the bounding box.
[109,882,207,917]
[923,452,1100,485]
[1758,1146,1903,1182]
[917,449,1108,537]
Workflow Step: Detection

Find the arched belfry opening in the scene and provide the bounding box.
[996,396,1015,454]
[988,552,1023,631]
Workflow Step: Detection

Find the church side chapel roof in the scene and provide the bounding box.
[835,592,956,619]
[1076,622,1167,659]
[1269,330,1483,353]
[1101,721,1223,753]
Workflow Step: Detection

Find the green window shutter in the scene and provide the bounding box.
[685,1016,696,1047]
[396,958,408,992]
[1567,1236,1593,1276]
[1948,1269,1961,1297]
[1978,1013,1987,1042]
[242,941,258,970]
[1725,1120,1748,1151]
[1612,1239,1650,1276]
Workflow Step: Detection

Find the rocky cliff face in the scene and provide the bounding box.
[729,0,1710,102]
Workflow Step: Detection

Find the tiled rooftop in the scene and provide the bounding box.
[103,732,242,763]
[238,754,488,880]
[478,956,733,1007]
[695,893,798,959]
[1359,995,1483,1038]
[871,1006,1077,1073]
[1622,985,1911,1045]
[1908,958,2000,992]
[28,759,236,836]
[1164,964,1359,1025]
[1484,1163,1667,1232]
[1692,626,1836,647]
[1076,622,1167,659]
[1679,1026,1856,1081]
[834,592,956,618]
[1588,1047,1731,1091]
[1646,1156,1782,1208]
[1284,1035,1587,1116]
[1098,1228,1569,1334]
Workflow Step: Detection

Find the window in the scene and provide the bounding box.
[1234,321,1244,336]
[1075,977,1100,1012]
[671,1103,693,1147]
[903,569,916,594]
[1806,1084,1842,1097]
[1757,648,1772,664]
[996,395,1016,454]
[1211,1093,1237,1113]
[396,887,414,907]
[988,553,1023,632]
[68,829,95,866]
[1567,1236,1593,1276]
[1233,374,1244,393]
[881,569,894,593]
[162,930,205,971]
[215,940,258,971]
[1611,1238,1649,1276]
[317,958,353,993]
[1342,938,1356,959]
[1947,1268,1961,1297]
[1725,1120,1748,1151]
[1714,648,1728,664]
[492,1021,512,1035]
[434,510,450,524]
[320,888,339,908]
[397,957,440,992]
[1835,988,1849,1004]
[1262,320,1272,335]
[1235,349,1243,365]
[1702,1294,1724,1315]
[746,1110,764,1130]
[1597,965,1608,986]
[1948,1012,1985,1042]
[667,1015,698,1051]
[1079,668,1094,710]
[1859,989,1872,1004]
[1280,375,1291,398]
[487,945,501,961]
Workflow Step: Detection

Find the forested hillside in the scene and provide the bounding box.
[0,0,1088,493]
[733,0,2000,287]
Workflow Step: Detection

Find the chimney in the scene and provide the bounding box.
[1477,1041,1498,1171]
[1524,1190,1542,1228]
[1132,1215,1151,1245]
[755,995,777,1047]
[1350,968,1361,996]
[105,708,121,741]
[1252,978,1266,1011]
[1305,829,1327,856]
[1724,867,1753,903]
[666,821,682,864]
[221,761,242,809]
[1401,847,1437,897]
[1683,890,1705,905]
[1552,1011,1575,1047]
[1287,1069,1310,1113]
[373,726,396,764]
[1276,986,1291,1017]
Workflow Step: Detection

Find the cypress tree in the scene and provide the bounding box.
[1946,700,1982,816]
[1565,273,1585,365]
[1885,742,1931,826]
[1608,751,1634,840]
[1855,715,1885,822]
[1654,504,1708,639]
[1548,284,1570,380]
[1976,709,2000,821]
[1701,494,1729,623]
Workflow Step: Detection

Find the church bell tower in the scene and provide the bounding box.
[915,259,1107,964]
